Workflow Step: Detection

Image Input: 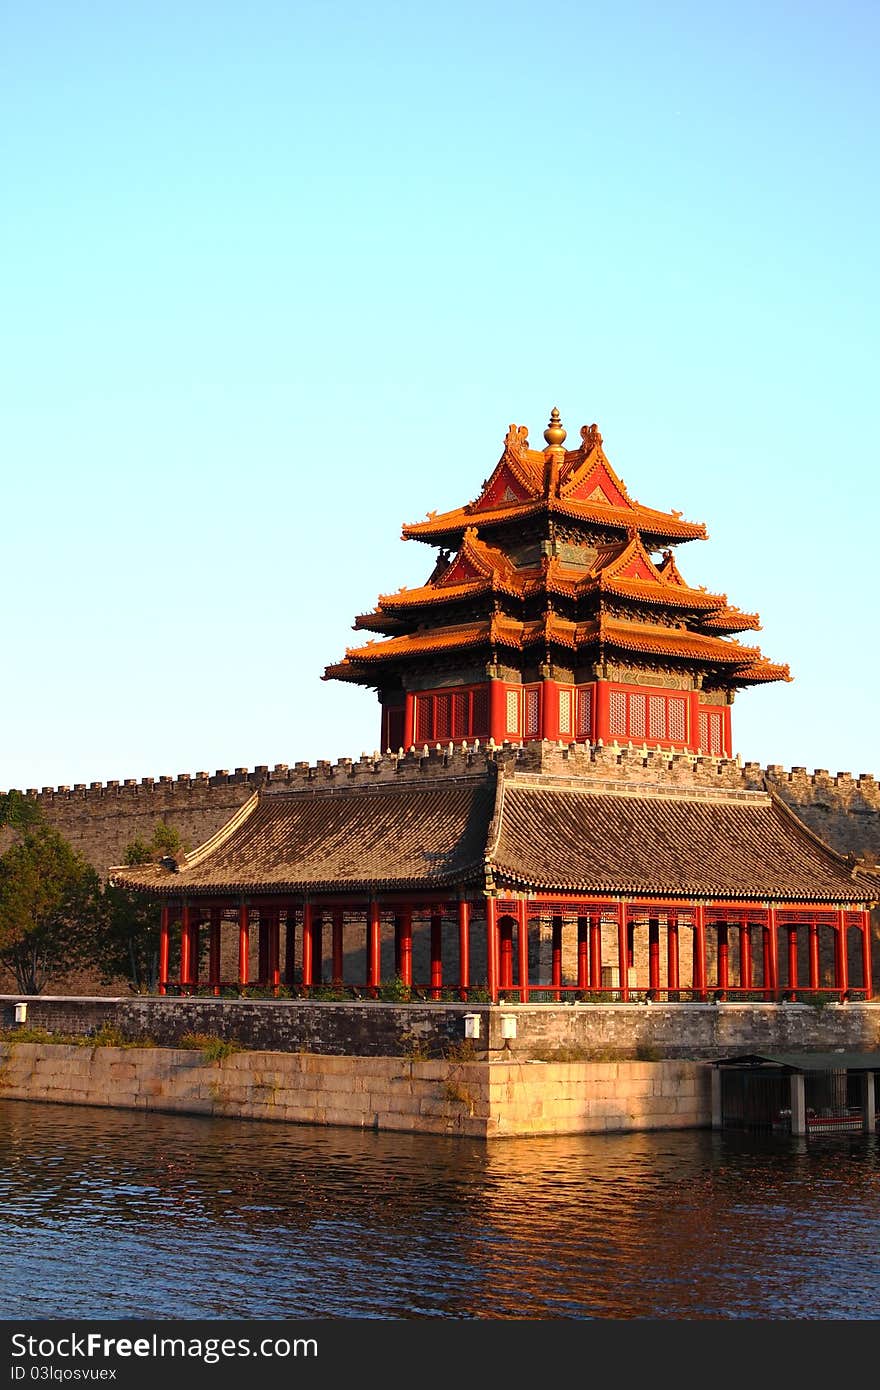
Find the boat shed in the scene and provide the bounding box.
[712,1051,880,1136]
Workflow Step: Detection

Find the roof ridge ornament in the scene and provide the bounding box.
[543,407,567,449]
[504,423,530,459]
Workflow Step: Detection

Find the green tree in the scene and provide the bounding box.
[97,821,186,992]
[0,819,100,994]
[0,790,41,833]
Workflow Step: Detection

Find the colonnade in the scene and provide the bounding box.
[156,896,873,1002]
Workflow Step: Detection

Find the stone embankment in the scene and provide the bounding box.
[1,996,877,1139]
[0,1042,709,1139]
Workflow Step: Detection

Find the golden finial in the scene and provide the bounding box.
[543,407,567,448]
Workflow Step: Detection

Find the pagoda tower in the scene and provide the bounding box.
[324,410,790,757]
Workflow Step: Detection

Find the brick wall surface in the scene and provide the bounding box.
[3,996,878,1061]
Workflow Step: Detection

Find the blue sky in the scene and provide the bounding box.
[2,1,877,789]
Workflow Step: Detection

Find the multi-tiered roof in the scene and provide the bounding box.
[325,411,789,705]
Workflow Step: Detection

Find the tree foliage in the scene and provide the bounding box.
[98,821,186,992]
[0,814,100,995]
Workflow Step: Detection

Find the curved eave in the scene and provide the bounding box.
[403,498,707,545]
[111,864,487,898]
[600,577,724,611]
[490,867,867,902]
[730,661,793,685]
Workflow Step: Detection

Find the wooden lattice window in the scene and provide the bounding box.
[558,689,572,735]
[649,696,667,739]
[576,686,592,737]
[505,689,520,734]
[609,690,627,737]
[414,687,489,743]
[525,687,540,737]
[699,709,724,755]
[669,698,686,742]
[629,693,646,738]
[472,686,489,736]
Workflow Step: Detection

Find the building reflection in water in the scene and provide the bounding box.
[0,1101,877,1319]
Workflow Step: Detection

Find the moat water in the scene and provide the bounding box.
[1,1099,878,1321]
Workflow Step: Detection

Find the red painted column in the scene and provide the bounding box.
[209,906,222,996]
[693,904,707,1000]
[617,904,629,1002]
[836,909,849,998]
[627,920,635,969]
[190,910,201,989]
[486,897,499,1003]
[717,921,729,992]
[861,909,873,999]
[159,905,170,995]
[739,920,752,990]
[332,909,344,988]
[787,924,799,991]
[542,679,560,741]
[761,911,772,1000]
[488,680,507,744]
[458,900,470,1000]
[430,911,443,1000]
[517,900,530,1003]
[723,706,732,758]
[667,912,680,992]
[368,900,381,996]
[238,903,250,987]
[311,912,323,988]
[761,920,772,997]
[403,691,415,750]
[594,681,610,744]
[577,916,589,990]
[180,903,192,992]
[272,910,282,989]
[589,913,602,990]
[552,915,563,1001]
[808,919,820,992]
[284,906,296,987]
[499,917,514,990]
[649,917,660,995]
[688,690,701,753]
[302,902,314,989]
[399,907,413,988]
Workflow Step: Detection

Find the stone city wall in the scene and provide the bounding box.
[3,996,878,1061]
